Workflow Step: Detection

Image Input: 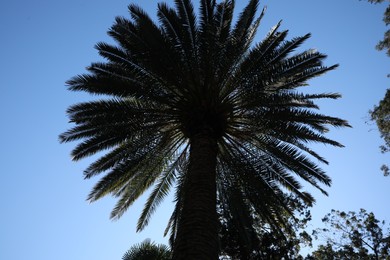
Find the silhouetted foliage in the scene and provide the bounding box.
[364,0,390,176]
[60,0,349,258]
[363,0,390,56]
[309,209,390,259]
[219,195,312,259]
[122,239,171,260]
[371,89,390,176]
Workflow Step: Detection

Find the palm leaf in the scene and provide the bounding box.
[137,144,189,231]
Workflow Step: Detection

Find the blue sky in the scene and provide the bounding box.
[1,0,389,259]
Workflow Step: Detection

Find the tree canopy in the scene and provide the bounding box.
[371,89,390,176]
[60,0,349,258]
[310,209,390,259]
[365,0,390,56]
[365,0,390,176]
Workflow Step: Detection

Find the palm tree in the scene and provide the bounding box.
[60,0,350,259]
[122,239,171,260]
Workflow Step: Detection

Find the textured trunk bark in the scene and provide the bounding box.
[172,133,219,260]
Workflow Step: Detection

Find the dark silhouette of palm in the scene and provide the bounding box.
[60,0,350,259]
[122,239,171,260]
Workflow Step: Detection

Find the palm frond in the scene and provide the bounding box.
[82,133,158,179]
[175,0,197,53]
[137,144,189,231]
[164,163,188,247]
[231,0,259,44]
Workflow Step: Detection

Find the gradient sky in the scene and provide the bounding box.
[1,0,389,259]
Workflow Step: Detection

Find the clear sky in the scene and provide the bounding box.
[1,0,389,259]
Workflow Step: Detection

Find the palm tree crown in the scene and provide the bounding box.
[60,0,350,259]
[122,239,171,260]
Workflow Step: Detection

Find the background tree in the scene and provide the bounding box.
[306,243,337,260]
[60,0,349,258]
[219,195,312,259]
[371,89,390,176]
[364,0,390,56]
[365,0,390,176]
[122,239,171,260]
[310,209,390,259]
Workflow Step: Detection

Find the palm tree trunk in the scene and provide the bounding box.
[173,133,219,260]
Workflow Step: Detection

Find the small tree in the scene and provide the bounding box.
[311,209,390,259]
[122,239,171,260]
